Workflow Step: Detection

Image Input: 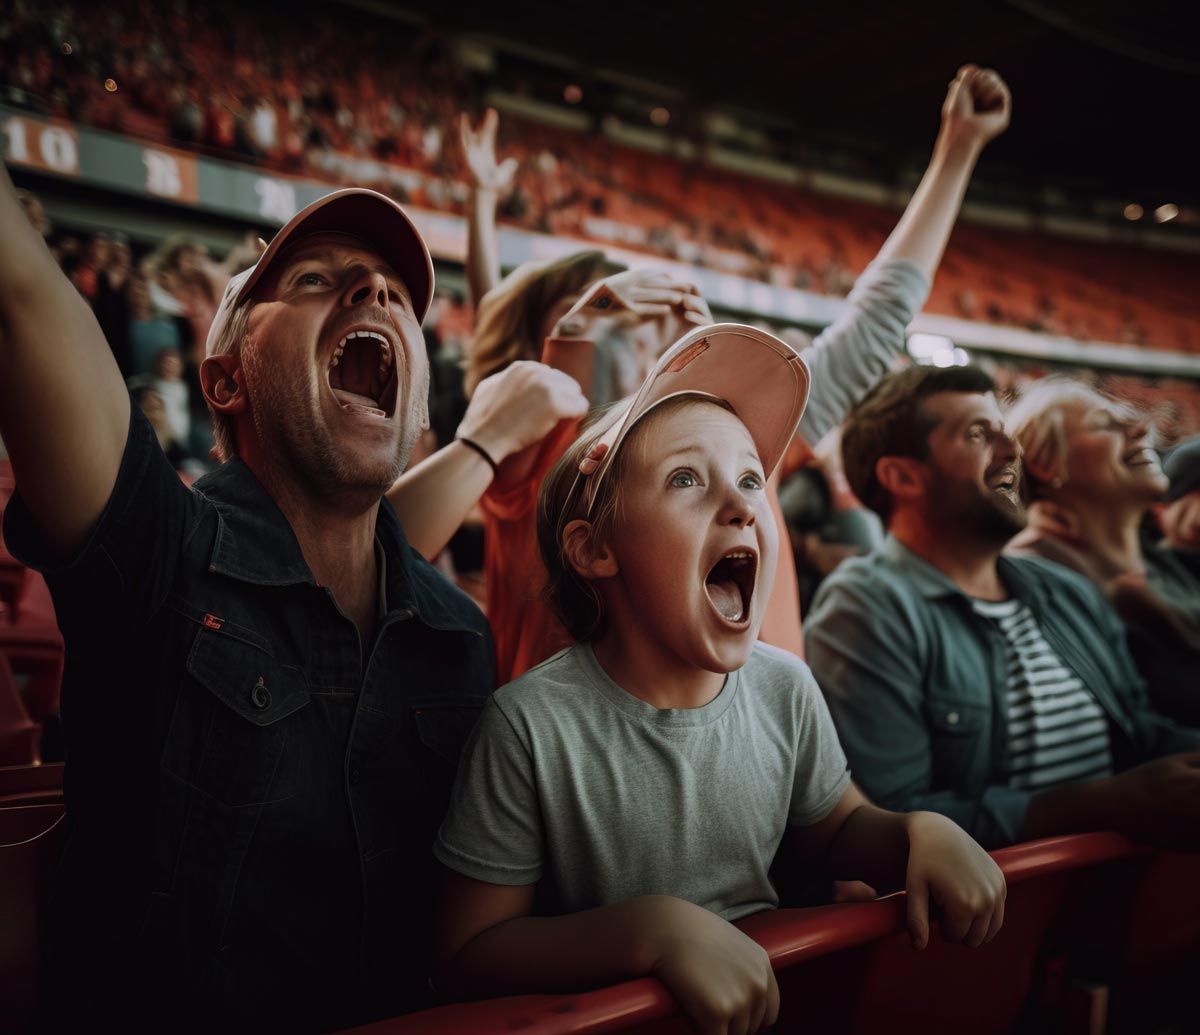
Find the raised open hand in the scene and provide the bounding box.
[459,108,519,194]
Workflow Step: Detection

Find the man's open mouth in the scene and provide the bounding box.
[988,467,1018,492]
[327,328,399,418]
[704,549,757,625]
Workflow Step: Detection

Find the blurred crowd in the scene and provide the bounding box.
[4,0,1200,354]
[15,172,1200,498]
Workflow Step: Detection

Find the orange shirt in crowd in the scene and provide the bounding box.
[481,423,805,687]
[480,419,581,686]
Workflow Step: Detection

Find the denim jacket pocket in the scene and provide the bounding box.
[187,626,311,727]
[164,625,311,809]
[925,699,989,793]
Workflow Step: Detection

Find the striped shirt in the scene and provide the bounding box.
[971,597,1114,791]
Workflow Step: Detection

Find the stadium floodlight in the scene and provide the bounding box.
[1154,204,1179,223]
[907,332,954,360]
[1124,204,1144,221]
[932,349,956,368]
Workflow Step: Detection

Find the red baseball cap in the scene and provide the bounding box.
[205,188,434,356]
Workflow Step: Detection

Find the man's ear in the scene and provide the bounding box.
[876,455,928,505]
[200,355,247,415]
[1021,446,1062,491]
[561,519,619,579]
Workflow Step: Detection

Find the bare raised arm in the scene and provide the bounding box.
[0,164,130,559]
[386,361,587,559]
[797,64,1011,446]
[460,109,519,307]
[875,64,1011,278]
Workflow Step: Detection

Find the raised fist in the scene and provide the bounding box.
[940,64,1011,148]
[456,360,588,462]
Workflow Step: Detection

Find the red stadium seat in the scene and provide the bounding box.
[0,654,39,767]
[0,802,65,1032]
[0,763,64,809]
[0,625,64,731]
[0,462,31,626]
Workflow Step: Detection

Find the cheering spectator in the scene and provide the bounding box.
[1007,381,1200,726]
[94,233,135,378]
[128,272,186,375]
[434,329,1004,1034]
[451,65,1014,683]
[130,384,189,472]
[805,364,1200,850]
[1159,437,1200,555]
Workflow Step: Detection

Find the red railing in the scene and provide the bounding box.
[342,835,1197,1035]
[1,766,1195,1035]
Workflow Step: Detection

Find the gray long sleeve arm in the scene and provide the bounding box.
[798,257,930,446]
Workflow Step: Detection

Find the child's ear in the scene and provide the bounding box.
[562,519,619,579]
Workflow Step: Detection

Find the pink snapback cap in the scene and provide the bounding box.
[577,323,811,518]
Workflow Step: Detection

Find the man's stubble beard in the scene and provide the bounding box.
[930,468,1028,549]
[242,350,421,503]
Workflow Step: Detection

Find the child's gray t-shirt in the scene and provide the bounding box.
[434,641,850,921]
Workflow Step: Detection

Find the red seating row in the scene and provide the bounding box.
[0,463,64,766]
[0,754,1195,1035]
[339,836,1200,1035]
[0,763,64,809]
[0,800,66,1034]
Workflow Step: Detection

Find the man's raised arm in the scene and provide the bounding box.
[0,163,130,559]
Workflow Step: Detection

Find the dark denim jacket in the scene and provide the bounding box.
[805,535,1198,849]
[6,408,494,1031]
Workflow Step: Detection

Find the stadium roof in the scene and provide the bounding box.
[368,0,1199,211]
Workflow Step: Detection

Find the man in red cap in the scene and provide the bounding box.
[0,171,558,1029]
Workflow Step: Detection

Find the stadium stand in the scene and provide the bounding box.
[4,0,1200,356]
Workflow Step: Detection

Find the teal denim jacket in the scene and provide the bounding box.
[805,535,1198,848]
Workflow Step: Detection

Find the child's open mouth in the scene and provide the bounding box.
[704,550,757,625]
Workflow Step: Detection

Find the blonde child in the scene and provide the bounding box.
[433,325,1005,1035]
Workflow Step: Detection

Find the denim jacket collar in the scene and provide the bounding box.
[194,458,480,634]
[881,534,1047,611]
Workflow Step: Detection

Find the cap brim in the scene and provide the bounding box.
[583,323,810,511]
[211,189,433,354]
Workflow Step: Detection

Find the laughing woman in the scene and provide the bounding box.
[1006,377,1200,726]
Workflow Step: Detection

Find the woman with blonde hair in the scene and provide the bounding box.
[1006,377,1200,725]
[465,250,625,395]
